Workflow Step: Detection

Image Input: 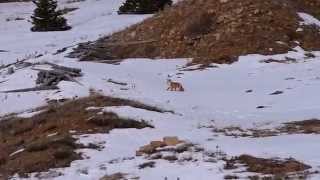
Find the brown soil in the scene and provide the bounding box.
[212,119,320,138]
[225,154,312,177]
[100,172,127,180]
[281,119,320,134]
[70,0,320,64]
[0,95,157,178]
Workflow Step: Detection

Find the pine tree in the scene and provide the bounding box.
[118,0,172,14]
[31,0,71,32]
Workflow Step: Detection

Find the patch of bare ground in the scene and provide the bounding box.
[281,119,320,134]
[69,0,320,65]
[224,154,314,179]
[212,119,320,138]
[0,95,158,178]
[100,172,127,180]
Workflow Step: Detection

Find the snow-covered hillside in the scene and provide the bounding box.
[1,0,320,179]
[0,0,149,65]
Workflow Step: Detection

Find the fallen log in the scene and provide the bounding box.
[97,59,122,65]
[107,78,128,86]
[0,60,28,71]
[32,68,80,78]
[0,62,83,93]
[41,62,81,74]
[32,62,82,86]
[1,85,59,93]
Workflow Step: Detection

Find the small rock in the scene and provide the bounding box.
[137,144,155,155]
[175,143,192,153]
[178,152,193,161]
[162,154,178,161]
[270,90,283,95]
[150,141,166,149]
[7,67,14,75]
[100,173,125,180]
[138,161,156,169]
[136,150,144,156]
[163,136,182,146]
[305,52,316,58]
[149,153,162,160]
[204,158,217,163]
[193,146,205,152]
[256,106,268,109]
[224,175,239,179]
[285,77,295,80]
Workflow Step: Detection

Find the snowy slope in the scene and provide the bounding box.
[0,0,149,65]
[1,0,320,179]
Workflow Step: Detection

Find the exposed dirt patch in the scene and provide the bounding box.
[292,0,320,19]
[100,172,127,180]
[0,95,156,178]
[225,155,313,178]
[281,119,320,134]
[212,119,320,138]
[70,0,320,64]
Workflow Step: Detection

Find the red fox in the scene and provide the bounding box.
[167,79,184,92]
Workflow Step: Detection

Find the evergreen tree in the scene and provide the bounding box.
[31,0,71,32]
[118,0,172,14]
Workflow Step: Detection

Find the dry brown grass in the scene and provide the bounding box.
[225,155,312,178]
[100,173,126,180]
[70,0,320,65]
[0,95,159,178]
[212,119,320,138]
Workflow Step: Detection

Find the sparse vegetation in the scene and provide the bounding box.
[224,155,312,179]
[211,119,320,138]
[73,0,320,64]
[0,95,156,178]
